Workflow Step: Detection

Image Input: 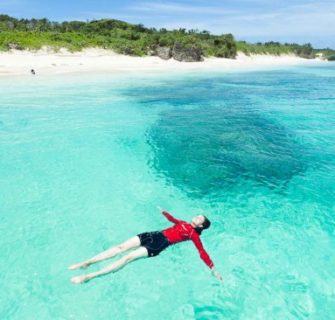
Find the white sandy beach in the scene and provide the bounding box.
[0,47,325,76]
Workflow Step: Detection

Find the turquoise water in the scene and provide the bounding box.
[0,64,334,319]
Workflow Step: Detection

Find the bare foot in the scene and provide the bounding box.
[68,261,90,270]
[71,275,89,284]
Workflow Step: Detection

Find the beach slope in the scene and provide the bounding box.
[0,48,324,76]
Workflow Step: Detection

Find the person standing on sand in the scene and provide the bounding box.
[69,209,223,284]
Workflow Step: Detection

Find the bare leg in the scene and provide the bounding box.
[69,236,141,270]
[71,246,148,284]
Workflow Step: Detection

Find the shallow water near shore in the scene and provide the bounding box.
[0,64,334,319]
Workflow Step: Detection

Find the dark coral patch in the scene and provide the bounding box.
[148,105,306,197]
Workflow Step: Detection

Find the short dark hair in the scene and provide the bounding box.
[194,216,211,235]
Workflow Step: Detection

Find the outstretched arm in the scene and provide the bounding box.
[191,235,214,269]
[191,234,223,283]
[161,210,182,224]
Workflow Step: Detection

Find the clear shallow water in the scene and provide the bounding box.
[0,64,334,319]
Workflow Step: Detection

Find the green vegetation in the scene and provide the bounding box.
[0,14,332,59]
[314,48,335,61]
[0,15,237,57]
[237,41,315,58]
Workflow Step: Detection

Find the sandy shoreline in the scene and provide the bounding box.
[0,47,326,76]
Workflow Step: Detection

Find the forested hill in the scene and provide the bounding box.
[0,14,333,60]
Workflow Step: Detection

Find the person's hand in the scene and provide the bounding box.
[211,268,224,284]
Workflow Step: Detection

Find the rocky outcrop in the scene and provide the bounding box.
[7,43,23,50]
[155,46,172,60]
[122,47,134,55]
[172,42,203,62]
[147,49,156,56]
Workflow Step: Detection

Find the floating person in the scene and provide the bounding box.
[69,209,223,284]
[30,69,36,75]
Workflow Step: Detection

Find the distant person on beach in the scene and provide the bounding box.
[69,209,223,284]
[31,69,36,75]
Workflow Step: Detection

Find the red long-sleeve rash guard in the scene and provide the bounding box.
[162,211,214,269]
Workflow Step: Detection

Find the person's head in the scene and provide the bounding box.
[191,215,211,235]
